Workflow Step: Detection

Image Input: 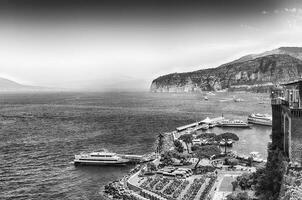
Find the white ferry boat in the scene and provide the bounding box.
[217,120,250,128]
[247,113,272,126]
[74,151,130,166]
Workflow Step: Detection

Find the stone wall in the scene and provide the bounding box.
[290,118,302,164]
[272,104,284,149]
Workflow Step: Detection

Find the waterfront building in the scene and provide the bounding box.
[271,80,302,165]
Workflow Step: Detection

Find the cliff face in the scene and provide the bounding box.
[151,51,302,93]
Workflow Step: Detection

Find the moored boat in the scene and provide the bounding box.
[227,139,234,146]
[247,113,272,126]
[208,123,216,128]
[74,151,130,166]
[218,139,234,146]
[217,120,250,128]
[200,124,209,130]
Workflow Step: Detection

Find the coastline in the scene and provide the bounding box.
[102,131,173,199]
[101,117,269,200]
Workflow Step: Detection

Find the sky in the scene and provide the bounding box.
[1,0,302,91]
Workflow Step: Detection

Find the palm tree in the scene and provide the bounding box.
[194,145,221,169]
[215,132,239,154]
[179,134,193,153]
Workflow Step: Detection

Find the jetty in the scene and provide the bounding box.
[175,116,224,132]
[176,122,199,132]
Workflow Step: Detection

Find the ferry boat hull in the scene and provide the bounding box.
[74,152,130,166]
[247,114,272,126]
[217,123,250,128]
[247,118,272,126]
[216,119,250,128]
[74,160,129,166]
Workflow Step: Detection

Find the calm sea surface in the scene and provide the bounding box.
[0,91,271,200]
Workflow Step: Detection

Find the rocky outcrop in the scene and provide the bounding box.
[151,50,302,93]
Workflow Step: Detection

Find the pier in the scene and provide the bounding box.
[175,116,224,132]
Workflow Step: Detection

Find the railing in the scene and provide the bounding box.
[271,98,293,107]
[271,99,280,105]
[290,109,302,117]
[271,98,283,105]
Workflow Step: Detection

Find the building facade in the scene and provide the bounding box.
[271,80,302,165]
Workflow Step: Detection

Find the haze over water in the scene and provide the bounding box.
[0,91,271,199]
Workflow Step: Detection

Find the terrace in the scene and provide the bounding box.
[271,80,302,110]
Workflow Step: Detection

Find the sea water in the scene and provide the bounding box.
[0,91,271,199]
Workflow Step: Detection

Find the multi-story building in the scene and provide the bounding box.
[271,80,302,166]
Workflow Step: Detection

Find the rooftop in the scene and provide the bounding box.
[282,79,302,86]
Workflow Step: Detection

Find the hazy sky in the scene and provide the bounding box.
[1,0,302,90]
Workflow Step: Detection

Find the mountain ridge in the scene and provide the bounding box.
[150,47,302,93]
[0,77,57,92]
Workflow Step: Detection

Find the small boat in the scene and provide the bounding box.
[209,123,216,128]
[217,120,250,128]
[218,139,233,146]
[74,151,130,166]
[250,152,265,163]
[204,96,209,101]
[226,140,234,146]
[200,124,209,130]
[234,98,244,102]
[247,113,272,126]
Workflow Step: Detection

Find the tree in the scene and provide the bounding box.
[179,134,193,153]
[215,132,239,154]
[236,173,252,190]
[226,192,251,200]
[228,158,239,168]
[157,133,165,153]
[196,133,217,139]
[247,157,253,167]
[191,144,200,152]
[160,150,182,166]
[194,145,221,169]
[231,181,238,191]
[174,140,184,153]
[147,162,157,171]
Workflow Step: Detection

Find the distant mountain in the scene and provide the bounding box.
[151,47,302,93]
[0,77,54,92]
[234,47,302,63]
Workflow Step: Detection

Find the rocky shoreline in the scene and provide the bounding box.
[102,132,173,199]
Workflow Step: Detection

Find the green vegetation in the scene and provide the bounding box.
[174,139,184,153]
[147,162,157,172]
[224,158,239,168]
[159,150,190,167]
[196,133,217,139]
[194,145,221,169]
[226,192,251,200]
[253,148,287,200]
[157,133,165,153]
[215,132,239,154]
[229,147,287,200]
[179,134,193,152]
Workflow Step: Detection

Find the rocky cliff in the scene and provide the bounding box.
[151,47,302,93]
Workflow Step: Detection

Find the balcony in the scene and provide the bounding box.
[271,98,289,106]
